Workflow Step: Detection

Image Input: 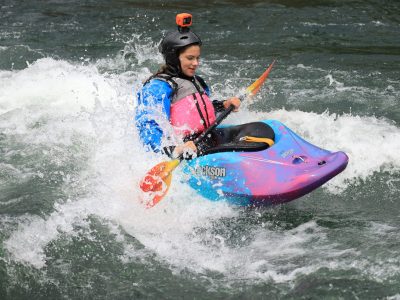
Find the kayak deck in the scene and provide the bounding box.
[182,120,349,206]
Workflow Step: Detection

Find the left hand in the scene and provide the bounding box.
[223,97,241,112]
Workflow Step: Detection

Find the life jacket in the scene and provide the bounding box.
[151,74,216,138]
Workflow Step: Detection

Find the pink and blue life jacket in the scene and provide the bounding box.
[135,74,224,153]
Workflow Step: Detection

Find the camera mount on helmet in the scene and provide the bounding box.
[176,13,192,33]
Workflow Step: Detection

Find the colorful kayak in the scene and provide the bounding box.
[181,119,349,206]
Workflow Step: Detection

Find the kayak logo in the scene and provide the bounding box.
[194,165,226,178]
[280,149,294,158]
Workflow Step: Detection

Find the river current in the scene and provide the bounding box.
[1,0,400,299]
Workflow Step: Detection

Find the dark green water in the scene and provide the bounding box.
[1,0,400,299]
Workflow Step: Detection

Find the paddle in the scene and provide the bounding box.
[139,60,275,208]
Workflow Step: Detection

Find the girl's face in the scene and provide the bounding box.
[179,44,201,77]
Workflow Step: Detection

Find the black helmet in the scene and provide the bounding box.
[159,17,202,70]
[159,30,202,58]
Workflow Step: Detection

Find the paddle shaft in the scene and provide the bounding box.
[194,104,235,144]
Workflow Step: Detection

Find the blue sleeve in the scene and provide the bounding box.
[135,79,174,152]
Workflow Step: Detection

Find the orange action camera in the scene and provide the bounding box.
[176,13,192,28]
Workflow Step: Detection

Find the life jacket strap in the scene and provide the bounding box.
[143,74,179,96]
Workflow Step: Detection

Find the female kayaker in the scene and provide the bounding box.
[135,13,241,158]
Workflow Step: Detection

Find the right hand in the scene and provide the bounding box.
[223,97,241,112]
[173,141,197,158]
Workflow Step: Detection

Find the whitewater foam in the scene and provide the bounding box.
[2,55,400,287]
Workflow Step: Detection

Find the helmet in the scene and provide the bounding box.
[159,30,202,58]
[159,15,202,69]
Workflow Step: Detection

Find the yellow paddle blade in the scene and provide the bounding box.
[139,159,180,208]
[245,60,275,96]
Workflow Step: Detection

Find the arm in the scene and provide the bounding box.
[135,79,173,153]
[135,79,198,158]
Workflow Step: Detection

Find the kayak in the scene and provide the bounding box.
[138,63,347,208]
[181,119,349,206]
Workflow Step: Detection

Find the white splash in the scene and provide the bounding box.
[2,54,399,286]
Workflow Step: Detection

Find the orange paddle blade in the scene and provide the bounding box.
[245,60,275,96]
[139,159,180,208]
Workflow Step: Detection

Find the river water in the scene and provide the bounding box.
[1,0,400,299]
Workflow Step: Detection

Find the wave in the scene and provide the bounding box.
[2,56,399,285]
